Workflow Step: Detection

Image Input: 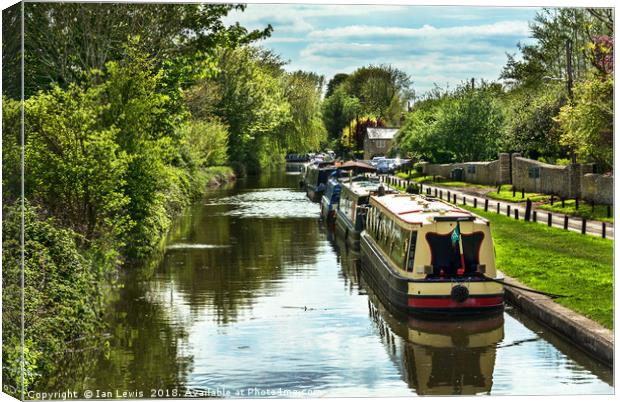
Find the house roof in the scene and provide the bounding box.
[366,127,399,140]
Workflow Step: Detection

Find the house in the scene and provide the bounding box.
[363,127,399,160]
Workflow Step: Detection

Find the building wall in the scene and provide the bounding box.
[363,138,393,160]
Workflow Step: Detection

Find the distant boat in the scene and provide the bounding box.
[360,193,504,316]
[320,173,342,222]
[335,178,397,248]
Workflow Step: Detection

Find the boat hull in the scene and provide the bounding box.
[335,208,361,249]
[360,232,504,317]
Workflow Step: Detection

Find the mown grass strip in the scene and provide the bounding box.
[538,199,614,224]
[462,205,614,329]
[486,185,548,202]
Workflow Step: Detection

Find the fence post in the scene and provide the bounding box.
[484,199,488,211]
[507,205,511,217]
[561,198,565,208]
[453,194,457,204]
[515,209,519,220]
[434,188,437,197]
[440,190,443,200]
[563,215,569,230]
[548,213,552,227]
[602,222,606,239]
[581,217,586,235]
[524,199,532,222]
[497,202,500,214]
[474,198,477,208]
[512,187,516,197]
[463,196,466,205]
[521,188,525,199]
[575,197,579,210]
[550,195,554,205]
[533,210,537,222]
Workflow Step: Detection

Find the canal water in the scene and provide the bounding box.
[48,170,612,397]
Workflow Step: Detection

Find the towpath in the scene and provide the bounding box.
[382,174,614,240]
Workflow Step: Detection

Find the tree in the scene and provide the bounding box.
[325,73,349,97]
[557,72,613,171]
[321,86,361,142]
[5,3,272,99]
[501,83,568,160]
[397,83,503,163]
[280,71,327,152]
[344,65,413,125]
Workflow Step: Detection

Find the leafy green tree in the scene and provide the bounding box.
[344,65,413,125]
[280,71,327,152]
[501,83,568,159]
[325,73,349,97]
[24,84,132,265]
[397,84,503,163]
[7,3,272,99]
[189,47,292,174]
[557,73,613,171]
[321,86,361,142]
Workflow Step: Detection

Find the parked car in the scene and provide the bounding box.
[376,159,397,174]
[370,156,386,167]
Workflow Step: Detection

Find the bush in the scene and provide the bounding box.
[2,201,107,392]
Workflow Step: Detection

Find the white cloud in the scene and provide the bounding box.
[308,20,530,40]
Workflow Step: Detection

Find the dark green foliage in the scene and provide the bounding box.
[6,3,272,99]
[2,201,107,391]
[501,83,568,159]
[397,83,504,163]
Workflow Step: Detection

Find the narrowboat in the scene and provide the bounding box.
[335,179,396,248]
[320,173,342,221]
[303,163,337,202]
[360,193,504,315]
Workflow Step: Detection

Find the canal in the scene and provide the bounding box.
[48,169,612,397]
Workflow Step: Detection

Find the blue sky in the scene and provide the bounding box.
[223,4,541,96]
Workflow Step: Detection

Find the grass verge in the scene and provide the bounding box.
[486,185,548,203]
[538,199,613,224]
[462,205,613,329]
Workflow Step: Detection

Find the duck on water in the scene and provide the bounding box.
[360,191,504,316]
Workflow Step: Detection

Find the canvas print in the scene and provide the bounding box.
[1,1,614,399]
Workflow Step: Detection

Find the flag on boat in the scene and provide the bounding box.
[451,223,460,246]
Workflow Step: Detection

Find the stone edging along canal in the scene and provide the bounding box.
[503,275,613,366]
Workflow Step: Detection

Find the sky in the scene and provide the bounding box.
[223,4,541,96]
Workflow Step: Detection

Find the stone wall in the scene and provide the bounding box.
[422,160,500,185]
[511,155,574,198]
[419,153,613,204]
[581,173,613,204]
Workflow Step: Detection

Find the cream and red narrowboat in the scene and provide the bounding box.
[360,193,504,315]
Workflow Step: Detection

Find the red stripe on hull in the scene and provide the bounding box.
[408,296,503,309]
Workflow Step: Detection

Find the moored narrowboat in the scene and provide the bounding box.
[360,193,504,316]
[304,163,337,202]
[335,179,396,248]
[320,173,342,221]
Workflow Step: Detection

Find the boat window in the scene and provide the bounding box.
[406,231,417,272]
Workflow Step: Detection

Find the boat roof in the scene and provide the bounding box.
[341,179,396,197]
[369,193,487,226]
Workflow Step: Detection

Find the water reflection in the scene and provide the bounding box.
[39,169,612,397]
[333,236,503,395]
